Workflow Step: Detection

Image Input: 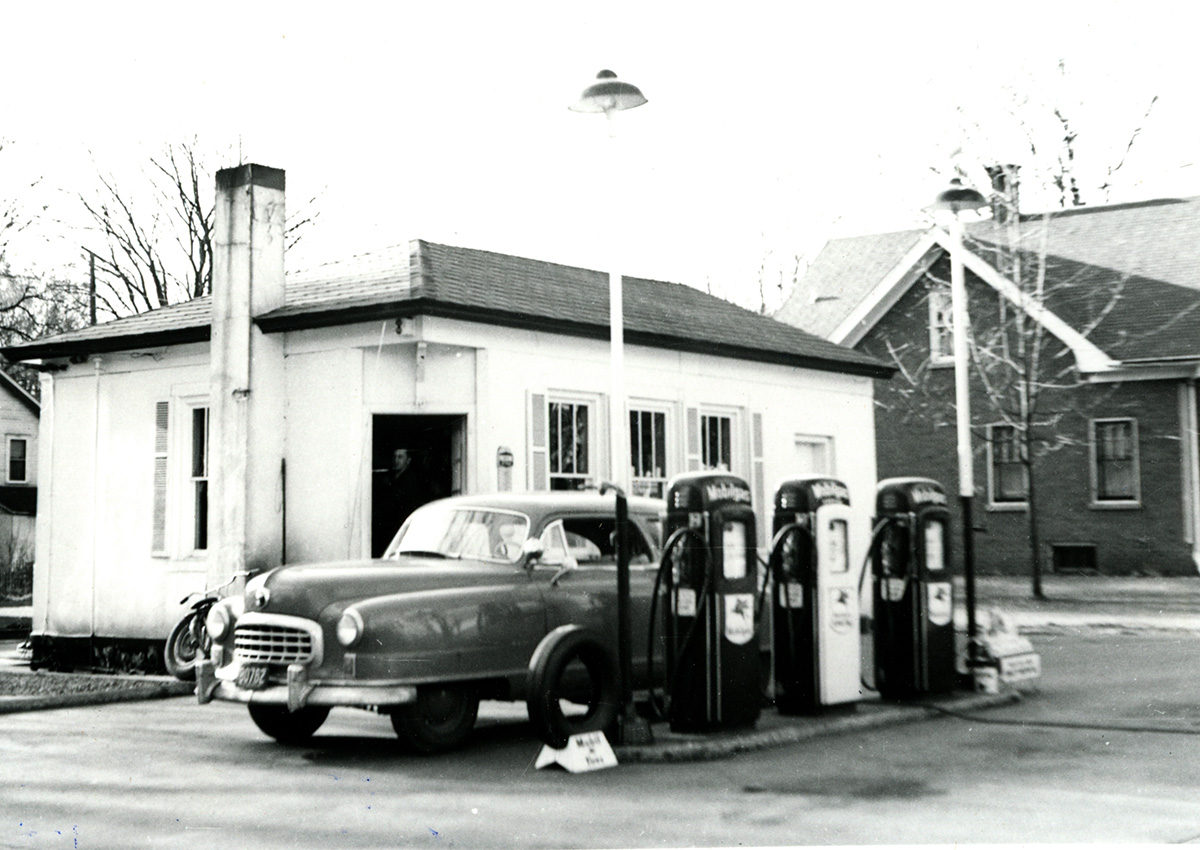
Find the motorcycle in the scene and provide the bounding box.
[164,572,250,681]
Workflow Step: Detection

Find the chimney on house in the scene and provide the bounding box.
[985,164,1020,224]
[208,164,287,587]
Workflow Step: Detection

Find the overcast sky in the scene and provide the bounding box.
[2,1,1196,309]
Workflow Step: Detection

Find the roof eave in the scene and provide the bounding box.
[257,299,894,378]
[0,326,211,362]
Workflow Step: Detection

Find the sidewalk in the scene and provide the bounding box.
[956,575,1200,635]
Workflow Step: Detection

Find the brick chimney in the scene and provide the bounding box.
[208,164,287,587]
[986,164,1020,224]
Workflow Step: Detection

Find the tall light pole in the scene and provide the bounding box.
[931,177,988,671]
[571,70,650,745]
[569,70,646,494]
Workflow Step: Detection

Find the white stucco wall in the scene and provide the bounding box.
[33,346,211,639]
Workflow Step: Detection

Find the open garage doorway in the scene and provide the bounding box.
[371,414,466,557]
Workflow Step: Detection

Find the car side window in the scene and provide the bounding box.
[538,521,570,566]
[559,517,654,567]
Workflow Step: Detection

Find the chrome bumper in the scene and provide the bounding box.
[196,659,417,711]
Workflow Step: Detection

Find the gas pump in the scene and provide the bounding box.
[770,477,861,714]
[872,477,956,698]
[658,471,762,733]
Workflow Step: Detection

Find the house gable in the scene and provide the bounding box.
[778,196,1200,381]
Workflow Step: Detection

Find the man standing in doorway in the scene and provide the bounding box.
[372,447,442,556]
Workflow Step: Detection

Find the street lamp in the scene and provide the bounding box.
[570,70,646,494]
[571,70,651,745]
[931,177,988,674]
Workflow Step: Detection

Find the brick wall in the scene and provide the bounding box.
[858,257,1194,576]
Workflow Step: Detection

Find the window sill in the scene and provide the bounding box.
[1090,500,1141,511]
[928,358,955,370]
[986,502,1028,513]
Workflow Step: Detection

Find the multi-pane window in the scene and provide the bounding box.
[630,409,667,497]
[1093,418,1138,503]
[989,424,1028,504]
[929,288,954,364]
[6,437,27,484]
[191,407,210,550]
[549,401,590,490]
[701,414,732,471]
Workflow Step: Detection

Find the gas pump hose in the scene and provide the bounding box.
[858,516,899,692]
[645,527,713,722]
[765,522,813,699]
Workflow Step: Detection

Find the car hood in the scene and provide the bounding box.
[252,557,522,619]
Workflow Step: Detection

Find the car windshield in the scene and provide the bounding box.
[383,505,531,564]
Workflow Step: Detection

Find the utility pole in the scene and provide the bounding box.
[84,249,97,325]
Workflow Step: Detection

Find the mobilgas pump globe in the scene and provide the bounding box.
[872,477,956,698]
[661,472,762,733]
[771,477,861,714]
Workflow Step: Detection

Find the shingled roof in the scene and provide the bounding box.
[776,196,1200,369]
[2,240,890,378]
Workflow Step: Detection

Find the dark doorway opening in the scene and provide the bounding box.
[372,414,466,557]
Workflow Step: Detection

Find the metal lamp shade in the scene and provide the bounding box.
[569,70,647,113]
[931,178,988,214]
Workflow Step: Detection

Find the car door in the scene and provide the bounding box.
[537,514,659,683]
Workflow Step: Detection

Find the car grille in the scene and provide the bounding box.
[234,623,315,665]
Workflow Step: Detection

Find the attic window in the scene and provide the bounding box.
[928,288,954,366]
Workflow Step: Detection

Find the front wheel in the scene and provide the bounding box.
[164,613,201,682]
[248,704,330,743]
[391,684,480,754]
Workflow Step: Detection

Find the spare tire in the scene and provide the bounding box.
[526,625,620,749]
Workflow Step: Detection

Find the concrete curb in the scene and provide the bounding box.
[0,679,195,714]
[613,690,1023,763]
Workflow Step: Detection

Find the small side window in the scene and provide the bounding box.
[538,521,570,566]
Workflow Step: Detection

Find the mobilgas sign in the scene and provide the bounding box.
[704,480,753,506]
[808,479,850,506]
[909,484,947,507]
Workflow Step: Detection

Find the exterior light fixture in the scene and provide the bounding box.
[931,176,989,675]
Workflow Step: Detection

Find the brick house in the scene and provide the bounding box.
[776,195,1200,577]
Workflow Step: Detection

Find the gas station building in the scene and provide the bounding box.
[1,164,893,669]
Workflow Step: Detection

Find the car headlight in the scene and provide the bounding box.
[206,602,234,643]
[337,609,364,648]
[245,573,271,611]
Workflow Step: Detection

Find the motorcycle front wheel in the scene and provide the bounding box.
[164,612,201,681]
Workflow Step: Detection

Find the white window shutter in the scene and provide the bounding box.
[752,411,766,546]
[529,392,548,491]
[152,401,169,553]
[686,406,700,471]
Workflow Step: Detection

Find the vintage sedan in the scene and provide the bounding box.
[196,491,667,752]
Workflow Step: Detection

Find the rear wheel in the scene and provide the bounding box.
[164,613,200,682]
[248,704,330,743]
[391,684,480,754]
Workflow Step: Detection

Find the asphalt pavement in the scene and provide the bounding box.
[2,574,1196,763]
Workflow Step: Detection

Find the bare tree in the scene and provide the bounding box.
[0,140,90,393]
[81,140,321,319]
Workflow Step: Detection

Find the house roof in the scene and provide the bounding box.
[0,369,39,417]
[2,240,891,379]
[775,196,1200,373]
[774,229,928,339]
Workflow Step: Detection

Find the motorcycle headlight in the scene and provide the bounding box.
[206,603,234,643]
[337,609,364,648]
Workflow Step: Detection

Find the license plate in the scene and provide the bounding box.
[236,665,270,690]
